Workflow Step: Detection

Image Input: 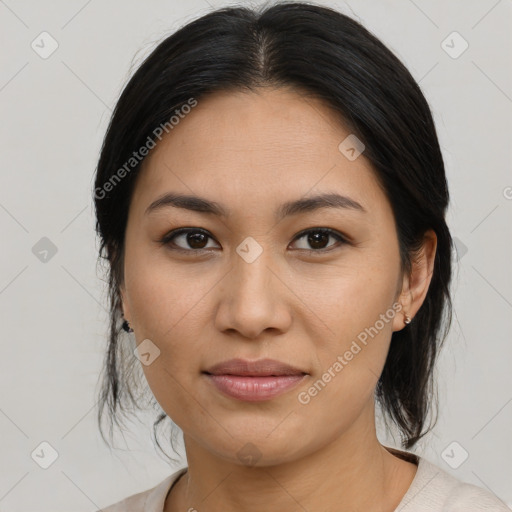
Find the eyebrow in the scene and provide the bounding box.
[145,192,367,219]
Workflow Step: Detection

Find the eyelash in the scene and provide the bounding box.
[158,227,348,254]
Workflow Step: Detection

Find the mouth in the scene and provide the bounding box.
[203,371,307,377]
[203,357,308,377]
[202,358,309,402]
[203,373,308,401]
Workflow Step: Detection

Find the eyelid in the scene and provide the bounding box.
[290,227,348,253]
[159,227,349,253]
[159,227,218,252]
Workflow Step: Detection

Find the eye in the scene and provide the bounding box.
[159,228,219,252]
[159,227,348,254]
[290,228,347,252]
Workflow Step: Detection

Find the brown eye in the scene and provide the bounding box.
[160,228,219,252]
[160,227,347,254]
[291,228,347,252]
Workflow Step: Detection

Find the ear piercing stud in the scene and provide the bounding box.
[122,319,134,332]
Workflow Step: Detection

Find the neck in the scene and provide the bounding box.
[166,403,417,512]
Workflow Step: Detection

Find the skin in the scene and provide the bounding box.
[120,87,437,512]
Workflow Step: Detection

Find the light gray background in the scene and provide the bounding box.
[1,0,511,510]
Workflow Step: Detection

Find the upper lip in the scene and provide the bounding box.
[203,358,307,377]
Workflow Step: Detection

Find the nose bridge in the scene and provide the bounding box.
[217,236,290,338]
[232,236,275,300]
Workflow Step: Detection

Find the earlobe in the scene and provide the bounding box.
[119,286,131,322]
[392,283,413,331]
[119,287,134,332]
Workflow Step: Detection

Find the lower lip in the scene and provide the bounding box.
[204,373,307,401]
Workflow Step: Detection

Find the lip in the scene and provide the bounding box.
[203,357,307,377]
[204,374,308,401]
[203,358,308,402]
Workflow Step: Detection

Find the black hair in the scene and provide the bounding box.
[94,1,454,460]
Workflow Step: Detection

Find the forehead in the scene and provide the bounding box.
[131,87,386,218]
[155,87,351,157]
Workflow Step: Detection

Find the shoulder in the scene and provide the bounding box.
[443,481,511,511]
[398,455,510,512]
[97,467,187,512]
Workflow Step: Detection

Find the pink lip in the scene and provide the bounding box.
[204,374,307,401]
[204,357,306,377]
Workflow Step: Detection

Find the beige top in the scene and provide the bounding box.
[98,450,510,511]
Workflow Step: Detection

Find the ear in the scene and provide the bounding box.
[393,229,437,331]
[119,283,131,321]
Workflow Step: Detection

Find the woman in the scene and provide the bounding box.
[93,2,509,511]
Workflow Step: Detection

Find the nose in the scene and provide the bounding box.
[214,246,292,340]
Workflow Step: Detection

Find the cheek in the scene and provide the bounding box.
[302,257,398,342]
[124,240,212,338]
[124,249,215,401]
[300,264,397,405]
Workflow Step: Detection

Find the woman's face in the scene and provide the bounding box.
[120,88,422,465]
